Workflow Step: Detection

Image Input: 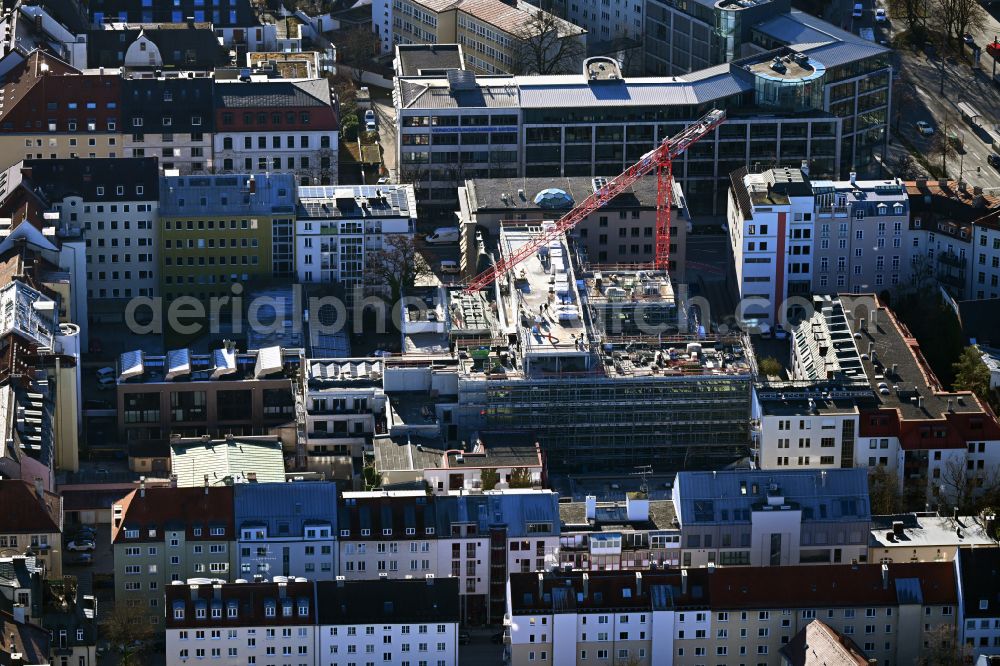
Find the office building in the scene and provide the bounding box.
[294,185,417,299]
[728,168,910,322]
[112,483,236,628]
[158,173,296,300]
[213,79,339,186]
[395,22,891,213]
[23,157,160,306]
[165,579,314,666]
[122,76,214,174]
[115,345,298,461]
[457,175,689,280]
[672,468,871,567]
[0,50,121,173]
[233,483,338,581]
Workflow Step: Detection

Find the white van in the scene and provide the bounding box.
[425,227,459,244]
[440,260,459,274]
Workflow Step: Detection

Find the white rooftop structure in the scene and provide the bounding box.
[791,295,866,382]
[0,281,57,350]
[254,345,283,378]
[165,348,192,381]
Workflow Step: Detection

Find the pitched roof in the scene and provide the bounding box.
[233,482,338,534]
[957,548,1000,618]
[779,619,872,666]
[112,486,234,543]
[0,480,61,534]
[710,562,956,609]
[0,50,79,124]
[213,79,332,109]
[86,25,229,69]
[165,580,314,630]
[508,569,711,614]
[673,468,870,525]
[0,610,48,665]
[169,436,287,487]
[24,158,160,203]
[315,578,460,625]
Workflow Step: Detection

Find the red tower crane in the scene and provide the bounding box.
[463,108,726,294]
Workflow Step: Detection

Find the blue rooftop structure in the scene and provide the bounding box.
[233,483,338,535]
[672,468,870,525]
[436,491,561,538]
[533,188,574,209]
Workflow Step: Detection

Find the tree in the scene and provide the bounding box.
[888,0,926,34]
[102,601,154,666]
[916,623,970,666]
[938,456,1000,515]
[932,0,987,43]
[930,127,957,177]
[508,467,534,488]
[342,115,359,141]
[868,466,904,515]
[510,9,585,75]
[891,152,924,180]
[363,464,382,490]
[480,467,500,491]
[952,346,1000,412]
[758,357,783,378]
[365,235,434,314]
[337,25,380,83]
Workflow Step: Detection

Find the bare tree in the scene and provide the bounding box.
[938,456,1000,515]
[337,25,380,83]
[868,466,904,515]
[916,623,970,666]
[932,0,987,43]
[888,0,926,33]
[510,9,586,75]
[102,602,154,666]
[891,153,925,180]
[365,235,434,308]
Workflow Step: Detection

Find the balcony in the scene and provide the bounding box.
[937,252,967,269]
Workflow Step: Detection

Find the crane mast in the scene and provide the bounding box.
[463,109,726,294]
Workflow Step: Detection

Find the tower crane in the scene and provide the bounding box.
[463,108,726,294]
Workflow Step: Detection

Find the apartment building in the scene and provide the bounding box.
[23,157,160,305]
[0,50,121,173]
[115,345,297,461]
[233,483,338,580]
[558,492,682,571]
[386,0,585,74]
[907,180,1000,301]
[672,468,871,567]
[123,76,213,174]
[303,358,388,473]
[112,483,236,628]
[422,434,545,494]
[957,548,1000,657]
[165,579,314,666]
[728,168,910,322]
[0,610,49,666]
[295,185,417,297]
[159,173,296,301]
[870,513,996,564]
[458,175,689,280]
[213,79,339,186]
[86,23,230,71]
[396,33,890,213]
[1,3,89,70]
[507,563,957,665]
[0,481,63,580]
[316,578,460,666]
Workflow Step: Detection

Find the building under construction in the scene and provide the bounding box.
[438,223,753,472]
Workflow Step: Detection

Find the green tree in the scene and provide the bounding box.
[363,464,382,490]
[868,466,904,515]
[480,468,500,491]
[508,467,533,488]
[758,357,783,378]
[342,115,359,141]
[952,346,998,411]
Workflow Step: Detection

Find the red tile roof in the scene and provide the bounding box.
[112,486,234,544]
[0,479,61,533]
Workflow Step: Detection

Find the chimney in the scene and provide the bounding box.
[204,475,210,494]
[213,584,222,601]
[12,604,25,624]
[626,492,649,522]
[800,160,809,177]
[336,576,345,588]
[140,476,146,498]
[169,474,177,489]
[425,574,434,586]
[584,495,597,521]
[917,396,924,409]
[892,521,905,537]
[582,573,590,599]
[32,477,43,499]
[635,571,643,597]
[537,572,544,600]
[681,569,688,595]
[246,472,258,483]
[190,584,199,601]
[947,399,954,412]
[871,310,877,329]
[850,171,857,186]
[881,563,889,590]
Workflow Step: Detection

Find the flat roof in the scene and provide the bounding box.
[870,513,995,549]
[500,226,587,356]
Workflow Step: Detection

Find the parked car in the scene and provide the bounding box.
[964,33,975,45]
[377,176,391,185]
[852,2,863,17]
[915,120,935,136]
[365,120,377,133]
[425,227,460,244]
[440,260,460,274]
[874,7,887,21]
[75,525,97,537]
[988,153,1000,169]
[70,553,93,565]
[458,631,471,645]
[96,367,116,389]
[364,109,376,124]
[773,324,788,340]
[66,540,95,552]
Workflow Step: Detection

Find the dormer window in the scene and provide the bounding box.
[210,527,225,537]
[425,527,435,535]
[96,187,105,196]
[124,528,138,539]
[211,607,221,619]
[162,117,172,127]
[173,607,184,620]
[361,529,371,537]
[136,185,144,196]
[193,528,203,537]
[340,529,350,537]
[298,603,308,617]
[282,602,293,617]
[195,607,206,619]
[981,599,989,610]
[406,528,415,535]
[116,186,124,196]
[382,528,392,536]
[227,605,237,618]
[264,604,275,617]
